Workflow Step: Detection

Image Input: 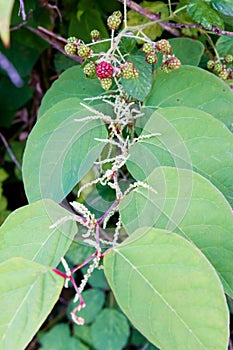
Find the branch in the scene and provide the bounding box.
[118,0,233,37]
[0,52,23,87]
[117,0,180,36]
[26,26,83,63]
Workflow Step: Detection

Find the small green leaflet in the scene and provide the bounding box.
[211,0,233,17]
[187,0,224,29]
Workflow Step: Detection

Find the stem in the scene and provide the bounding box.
[0,133,22,171]
[95,223,100,249]
[168,0,172,17]
[97,198,120,225]
[123,0,127,28]
[52,268,68,279]
[204,31,221,61]
[71,252,97,274]
[18,0,26,21]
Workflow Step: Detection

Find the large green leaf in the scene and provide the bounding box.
[211,0,233,17]
[187,0,224,29]
[38,66,104,118]
[120,167,233,297]
[22,100,108,203]
[169,38,205,66]
[216,35,233,57]
[104,227,229,350]
[0,257,63,350]
[144,66,233,130]
[129,106,233,206]
[0,199,77,267]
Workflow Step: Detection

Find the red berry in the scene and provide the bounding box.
[96,61,114,79]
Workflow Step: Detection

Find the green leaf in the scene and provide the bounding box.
[67,288,105,324]
[69,8,109,42]
[0,199,77,267]
[0,257,63,350]
[91,308,130,350]
[54,53,77,73]
[121,54,152,101]
[216,35,233,57]
[104,227,229,350]
[129,106,233,206]
[39,323,88,350]
[211,0,233,17]
[22,100,108,203]
[169,38,205,66]
[0,76,33,127]
[187,0,224,29]
[0,29,48,77]
[74,325,93,347]
[38,66,104,119]
[144,66,233,131]
[0,0,14,46]
[120,167,233,298]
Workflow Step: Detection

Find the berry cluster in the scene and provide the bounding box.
[64,38,92,59]
[207,55,233,81]
[64,11,181,92]
[121,62,139,79]
[107,11,123,30]
[141,39,180,72]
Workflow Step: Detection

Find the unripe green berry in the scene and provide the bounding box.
[77,44,92,58]
[90,29,101,41]
[121,62,139,79]
[214,62,223,73]
[64,43,76,56]
[113,10,122,18]
[218,69,228,80]
[224,54,233,64]
[83,62,96,77]
[207,60,215,70]
[107,12,122,30]
[156,39,172,55]
[121,62,135,79]
[133,67,139,78]
[100,78,113,91]
[145,53,158,64]
[67,36,77,44]
[142,42,154,54]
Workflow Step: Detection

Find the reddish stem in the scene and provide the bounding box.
[52,268,68,279]
[97,198,120,225]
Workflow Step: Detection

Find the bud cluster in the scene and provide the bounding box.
[64,12,182,92]
[206,55,233,81]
